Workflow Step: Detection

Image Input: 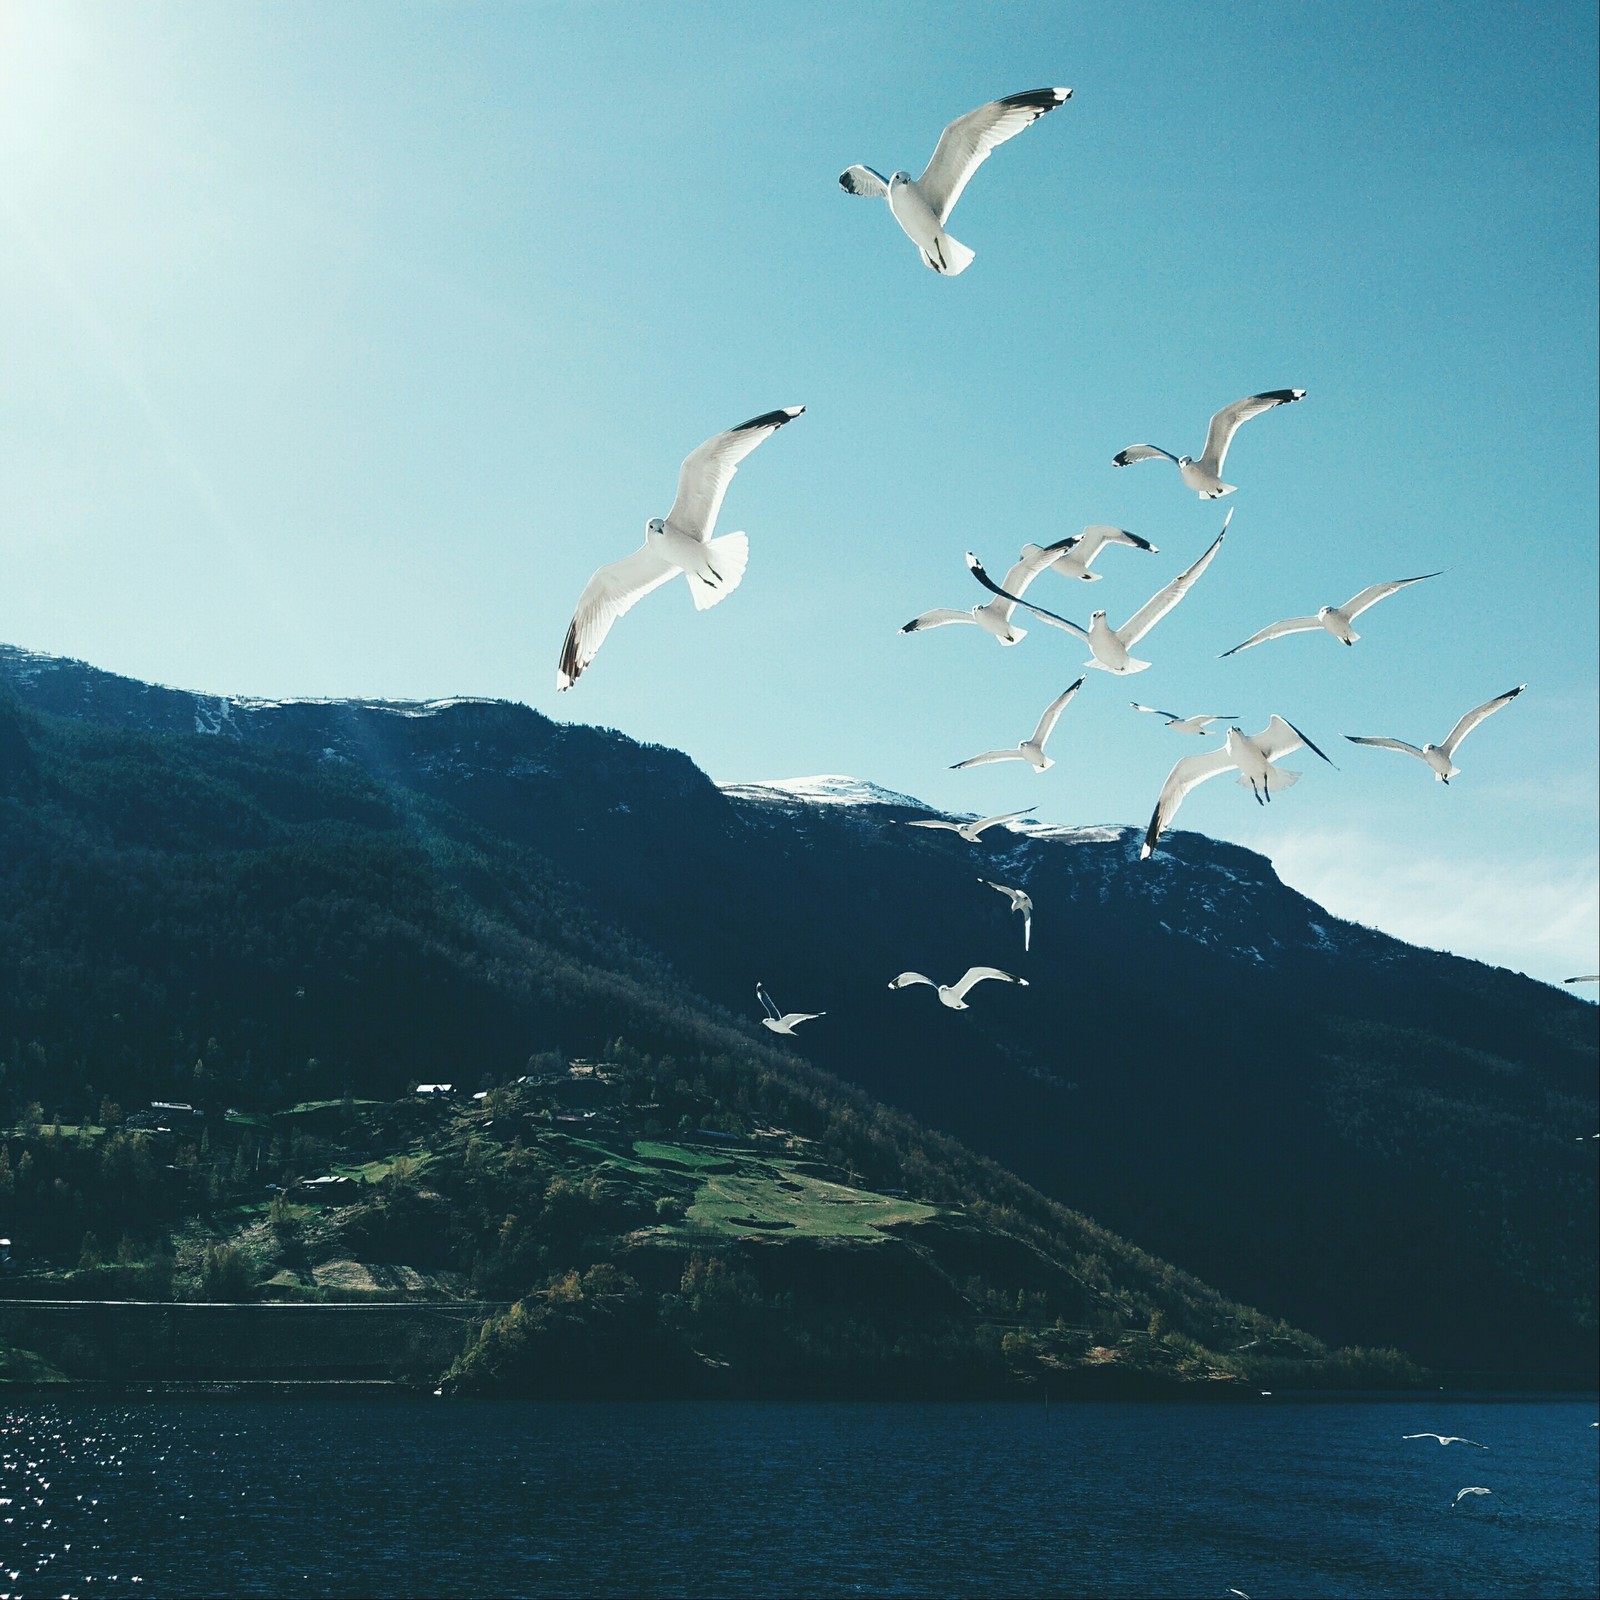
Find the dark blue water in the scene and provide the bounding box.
[2,1396,1595,1597]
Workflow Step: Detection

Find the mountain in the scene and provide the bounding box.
[1,644,1594,1381]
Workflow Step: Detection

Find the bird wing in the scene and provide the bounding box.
[916,87,1070,223]
[1341,571,1442,619]
[905,818,961,832]
[756,982,780,1022]
[778,1012,824,1028]
[901,608,977,634]
[665,406,804,540]
[1198,389,1305,478]
[838,164,889,199]
[1118,515,1229,645]
[967,555,1089,639]
[1021,906,1032,952]
[888,971,935,990]
[1031,678,1085,749]
[1345,734,1428,762]
[1073,524,1158,561]
[1132,702,1185,722]
[972,807,1037,834]
[1111,443,1180,469]
[1141,746,1238,858]
[948,965,1026,1002]
[1254,715,1336,767]
[1220,616,1322,657]
[557,545,679,689]
[1440,684,1524,758]
[951,749,1024,770]
[1000,539,1077,597]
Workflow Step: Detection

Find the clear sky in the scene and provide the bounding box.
[2,1,1596,984]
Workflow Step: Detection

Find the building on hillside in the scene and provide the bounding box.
[415,1084,454,1099]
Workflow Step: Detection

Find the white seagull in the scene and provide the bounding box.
[839,88,1071,275]
[1132,704,1240,736]
[978,878,1033,952]
[556,407,804,689]
[1028,525,1161,583]
[905,807,1036,843]
[970,516,1229,675]
[902,542,1075,647]
[888,966,1028,1009]
[952,679,1084,774]
[1404,1433,1488,1449]
[1112,390,1306,498]
[1451,1487,1493,1510]
[1221,572,1442,657]
[756,982,824,1036]
[1345,685,1525,783]
[1142,716,1335,859]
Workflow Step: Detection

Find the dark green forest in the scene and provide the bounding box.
[0,665,1594,1383]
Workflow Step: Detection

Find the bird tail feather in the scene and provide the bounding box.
[921,233,975,275]
[684,531,749,612]
[1235,767,1300,793]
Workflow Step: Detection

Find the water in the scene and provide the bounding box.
[2,1396,1595,1597]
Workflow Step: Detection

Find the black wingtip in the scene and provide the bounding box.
[733,406,804,434]
[1000,87,1072,112]
[899,620,920,634]
[1111,451,1135,467]
[1258,388,1306,404]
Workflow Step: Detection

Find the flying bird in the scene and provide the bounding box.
[1221,572,1442,657]
[1451,1487,1493,1509]
[888,966,1028,1009]
[1142,716,1335,859]
[756,982,824,1036]
[839,88,1071,275]
[1345,685,1525,783]
[1404,1433,1488,1449]
[905,808,1036,843]
[1028,525,1160,583]
[556,407,804,689]
[952,680,1084,774]
[1132,704,1240,736]
[978,878,1034,952]
[1112,390,1306,498]
[970,516,1229,674]
[903,542,1078,646]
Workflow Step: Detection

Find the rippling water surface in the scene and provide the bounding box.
[2,1396,1595,1597]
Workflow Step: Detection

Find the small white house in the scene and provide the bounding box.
[415,1083,454,1099]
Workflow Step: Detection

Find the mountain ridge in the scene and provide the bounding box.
[1,644,1594,1379]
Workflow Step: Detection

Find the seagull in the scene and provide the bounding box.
[556,407,804,689]
[756,982,824,1036]
[1142,716,1335,859]
[1030,525,1161,583]
[903,541,1077,646]
[970,516,1229,674]
[1112,390,1306,498]
[888,966,1028,1009]
[905,807,1036,843]
[1404,1433,1488,1449]
[1451,1487,1493,1509]
[1345,685,1525,783]
[839,88,1071,275]
[978,878,1033,951]
[1132,704,1240,736]
[1220,572,1442,657]
[952,679,1084,774]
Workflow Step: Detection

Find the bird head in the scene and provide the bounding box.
[1177,455,1194,468]
[1317,605,1334,620]
[890,170,913,187]
[645,516,666,538]
[1090,609,1108,622]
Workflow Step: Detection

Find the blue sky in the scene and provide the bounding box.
[1,1,1596,983]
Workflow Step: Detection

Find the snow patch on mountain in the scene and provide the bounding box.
[721,774,930,810]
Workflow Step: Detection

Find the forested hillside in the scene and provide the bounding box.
[1,647,1594,1381]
